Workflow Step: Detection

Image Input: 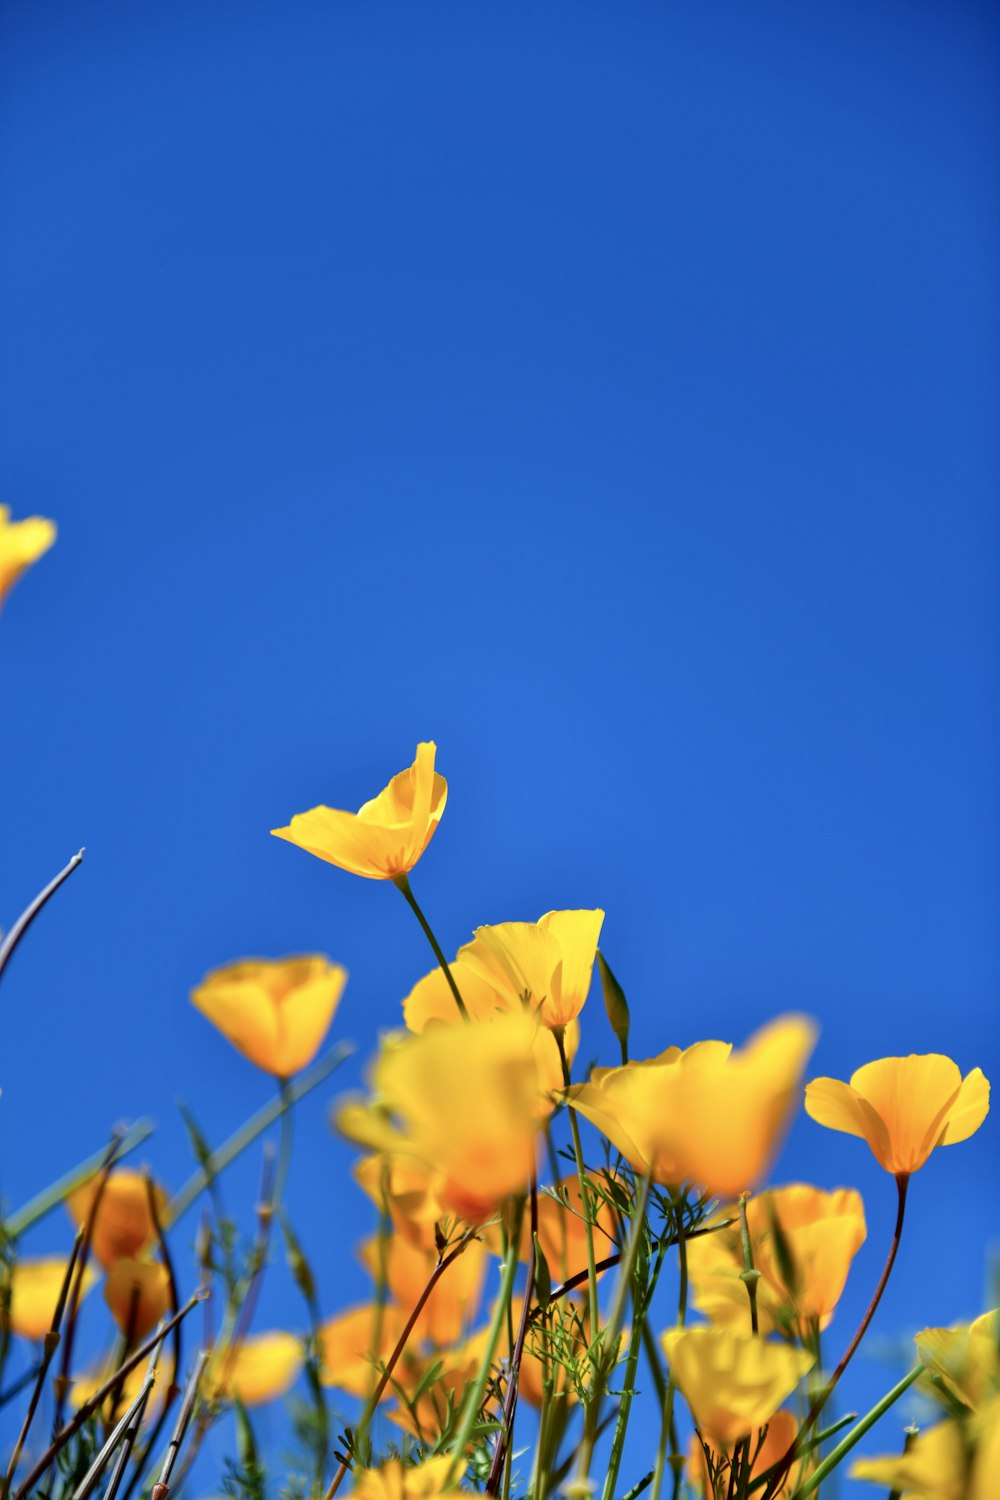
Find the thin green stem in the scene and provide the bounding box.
[555,1030,600,1351]
[446,1205,524,1484]
[393,873,468,1018]
[789,1367,923,1499]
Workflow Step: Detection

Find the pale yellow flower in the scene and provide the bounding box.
[191,955,346,1076]
[5,1257,97,1341]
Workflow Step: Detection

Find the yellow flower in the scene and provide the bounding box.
[496,1176,617,1283]
[358,1232,487,1347]
[190,955,346,1076]
[916,1311,1000,1413]
[337,1013,553,1222]
[271,742,446,881]
[5,1257,97,1341]
[567,1017,817,1198]
[318,1303,409,1397]
[850,1400,1000,1500]
[686,1409,800,1495]
[402,951,580,1094]
[0,505,56,608]
[212,1331,303,1407]
[348,1456,464,1500]
[687,1186,866,1339]
[660,1326,813,1449]
[805,1055,990,1176]
[67,1171,169,1270]
[451,910,605,1030]
[104,1259,172,1340]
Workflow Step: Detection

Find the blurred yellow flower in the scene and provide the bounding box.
[5,1257,97,1341]
[0,505,56,608]
[687,1185,866,1338]
[660,1327,813,1449]
[917,1311,1000,1413]
[337,1013,553,1222]
[67,1171,168,1270]
[353,1154,450,1253]
[359,1232,487,1347]
[851,1399,1000,1500]
[500,1176,617,1282]
[390,1333,489,1442]
[104,1259,172,1340]
[686,1409,800,1495]
[213,1331,303,1407]
[318,1303,409,1397]
[454,910,605,1030]
[272,742,446,881]
[348,1456,463,1500]
[805,1054,990,1176]
[190,955,346,1077]
[567,1016,817,1198]
[403,952,580,1094]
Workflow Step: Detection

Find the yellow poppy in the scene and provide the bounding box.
[805,1054,990,1175]
[916,1311,1000,1413]
[686,1409,801,1495]
[451,910,605,1030]
[318,1303,409,1397]
[660,1327,813,1449]
[567,1016,817,1198]
[66,1171,168,1270]
[687,1185,866,1338]
[496,1176,618,1283]
[190,955,346,1077]
[213,1331,303,1407]
[348,1456,464,1500]
[851,1412,974,1500]
[402,952,580,1094]
[0,505,56,608]
[271,742,446,881]
[5,1257,98,1341]
[337,1013,552,1222]
[104,1259,172,1340]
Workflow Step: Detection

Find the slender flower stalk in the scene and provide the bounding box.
[554,1027,600,1349]
[486,1178,539,1496]
[392,873,468,1019]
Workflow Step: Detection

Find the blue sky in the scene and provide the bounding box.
[1,0,998,1490]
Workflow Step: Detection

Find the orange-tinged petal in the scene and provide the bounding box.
[66,1172,168,1270]
[358,1233,487,1347]
[6,1258,97,1341]
[272,743,446,880]
[851,1417,965,1499]
[104,1260,172,1341]
[318,1303,409,1397]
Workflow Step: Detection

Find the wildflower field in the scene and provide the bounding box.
[0,517,995,1500]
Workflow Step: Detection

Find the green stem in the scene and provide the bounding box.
[446,1206,524,1483]
[556,1030,600,1350]
[393,873,468,1019]
[789,1367,923,1499]
[576,1173,652,1488]
[166,1042,351,1225]
[601,1232,659,1500]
